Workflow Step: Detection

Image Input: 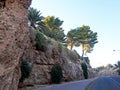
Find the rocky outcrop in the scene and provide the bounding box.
[0,1,95,90]
[0,0,31,90]
[23,36,84,84]
[97,67,119,76]
[20,29,95,90]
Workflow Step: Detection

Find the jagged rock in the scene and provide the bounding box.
[0,0,31,90]
[21,31,95,90]
[0,1,95,90]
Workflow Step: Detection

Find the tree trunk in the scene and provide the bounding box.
[69,40,73,50]
[82,44,85,60]
[70,42,73,50]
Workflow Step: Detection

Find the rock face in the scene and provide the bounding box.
[0,1,94,90]
[0,0,31,90]
[21,29,95,90]
[23,34,84,84]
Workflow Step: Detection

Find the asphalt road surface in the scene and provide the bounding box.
[35,76,120,90]
[86,76,120,90]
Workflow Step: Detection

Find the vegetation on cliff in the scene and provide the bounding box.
[19,60,32,83]
[50,64,63,84]
[28,7,98,58]
[28,8,98,83]
[67,25,98,59]
[28,7,98,82]
[35,31,46,50]
[81,63,88,79]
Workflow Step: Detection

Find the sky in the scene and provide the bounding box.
[31,0,120,68]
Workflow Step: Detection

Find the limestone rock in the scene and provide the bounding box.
[0,0,31,90]
[0,1,95,90]
[22,33,94,90]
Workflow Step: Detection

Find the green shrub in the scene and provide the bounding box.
[36,32,46,50]
[50,64,63,84]
[81,63,88,79]
[84,57,90,64]
[19,60,32,83]
[39,27,52,37]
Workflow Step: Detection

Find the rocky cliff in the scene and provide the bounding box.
[0,0,31,90]
[23,28,84,82]
[20,28,95,90]
[0,1,94,90]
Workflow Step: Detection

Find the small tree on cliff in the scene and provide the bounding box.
[50,64,63,84]
[35,31,46,51]
[28,7,45,29]
[19,60,32,83]
[81,62,88,79]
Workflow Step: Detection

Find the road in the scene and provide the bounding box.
[86,76,120,90]
[35,76,120,90]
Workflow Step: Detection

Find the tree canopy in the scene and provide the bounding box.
[28,7,66,43]
[67,29,78,50]
[28,7,98,60]
[28,7,45,29]
[67,25,98,59]
[44,16,63,31]
[43,16,66,42]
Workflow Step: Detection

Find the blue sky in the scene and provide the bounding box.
[31,0,120,67]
